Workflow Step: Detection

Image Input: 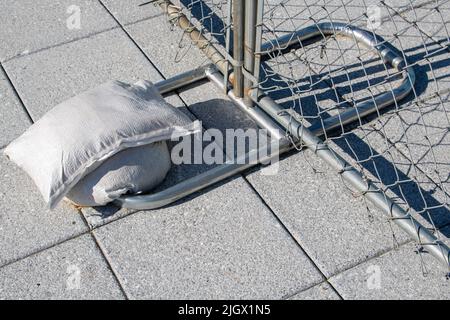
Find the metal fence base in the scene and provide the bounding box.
[115,63,449,269]
[116,0,450,271]
[114,65,291,210]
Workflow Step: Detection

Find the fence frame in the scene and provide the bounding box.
[115,0,450,271]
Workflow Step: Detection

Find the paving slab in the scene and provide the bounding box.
[390,4,450,41]
[2,28,167,121]
[100,0,163,26]
[118,1,428,279]
[0,0,118,62]
[246,128,412,278]
[0,234,125,300]
[121,0,450,280]
[289,282,341,300]
[0,68,31,149]
[1,26,200,228]
[0,154,88,267]
[94,177,324,299]
[329,226,450,300]
[284,14,450,224]
[116,9,218,86]
[122,0,352,133]
[380,22,450,100]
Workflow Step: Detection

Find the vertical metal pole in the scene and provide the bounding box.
[224,0,233,94]
[232,0,245,97]
[252,0,264,101]
[244,0,258,106]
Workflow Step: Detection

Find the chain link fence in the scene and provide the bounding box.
[151,0,450,274]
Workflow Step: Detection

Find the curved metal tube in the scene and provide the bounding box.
[260,22,415,136]
[114,138,290,210]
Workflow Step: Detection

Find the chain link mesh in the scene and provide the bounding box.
[158,0,450,274]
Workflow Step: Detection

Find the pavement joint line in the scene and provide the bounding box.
[0,62,34,124]
[0,10,166,65]
[241,176,328,288]
[241,172,419,289]
[0,209,128,300]
[78,206,131,298]
[243,165,416,279]
[328,239,417,279]
[1,26,121,65]
[0,228,91,271]
[282,279,344,300]
[325,278,345,299]
[90,231,131,300]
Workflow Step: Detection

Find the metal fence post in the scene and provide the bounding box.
[243,0,258,106]
[232,0,245,98]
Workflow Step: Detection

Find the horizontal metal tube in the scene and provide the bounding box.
[261,22,403,67]
[253,92,450,269]
[155,65,211,95]
[115,138,291,210]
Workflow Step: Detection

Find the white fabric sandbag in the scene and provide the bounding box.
[4,80,197,208]
[65,141,171,207]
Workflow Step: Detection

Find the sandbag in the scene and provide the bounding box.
[65,141,171,207]
[4,80,196,208]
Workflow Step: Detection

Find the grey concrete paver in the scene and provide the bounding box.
[329,226,450,300]
[371,98,450,195]
[2,27,180,228]
[119,0,449,280]
[0,234,125,300]
[82,134,225,228]
[246,143,411,278]
[0,0,118,62]
[100,0,162,26]
[123,10,218,77]
[1,0,449,300]
[0,154,88,267]
[3,28,164,121]
[118,9,260,135]
[94,178,324,299]
[0,68,31,149]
